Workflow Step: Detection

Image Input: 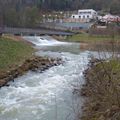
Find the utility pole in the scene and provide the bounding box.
[0,10,3,36]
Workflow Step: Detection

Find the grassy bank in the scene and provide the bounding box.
[0,36,34,72]
[81,59,120,120]
[66,33,120,43]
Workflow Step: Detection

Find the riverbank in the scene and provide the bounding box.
[0,36,62,87]
[0,36,34,71]
[66,33,120,43]
[64,33,120,51]
[80,58,120,120]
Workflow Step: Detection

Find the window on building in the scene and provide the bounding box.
[87,15,89,18]
[83,15,85,19]
[79,12,82,14]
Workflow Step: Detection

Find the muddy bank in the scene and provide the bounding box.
[0,56,62,87]
[80,58,120,120]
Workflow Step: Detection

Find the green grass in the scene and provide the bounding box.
[66,33,120,43]
[0,37,34,71]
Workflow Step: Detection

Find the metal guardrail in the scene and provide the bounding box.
[2,27,74,36]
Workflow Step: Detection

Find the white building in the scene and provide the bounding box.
[71,9,98,22]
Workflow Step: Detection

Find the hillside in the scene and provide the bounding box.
[0,0,120,12]
[0,0,120,27]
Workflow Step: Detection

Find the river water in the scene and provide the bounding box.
[0,36,92,120]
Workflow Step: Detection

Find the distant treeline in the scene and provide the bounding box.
[0,0,120,27]
[1,0,118,13]
[39,0,120,14]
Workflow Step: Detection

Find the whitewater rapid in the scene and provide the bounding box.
[0,36,90,120]
[23,36,69,46]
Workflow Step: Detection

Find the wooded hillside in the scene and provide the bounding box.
[0,0,120,27]
[1,0,119,12]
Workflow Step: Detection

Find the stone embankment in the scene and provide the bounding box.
[0,56,62,87]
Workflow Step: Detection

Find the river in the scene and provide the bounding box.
[0,36,92,120]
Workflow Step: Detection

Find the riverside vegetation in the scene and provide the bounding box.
[66,33,120,43]
[0,36,62,87]
[75,33,120,120]
[66,32,120,51]
[0,36,34,71]
[1,33,120,120]
[65,29,120,119]
[81,58,120,120]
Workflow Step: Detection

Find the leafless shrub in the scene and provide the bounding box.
[74,26,120,120]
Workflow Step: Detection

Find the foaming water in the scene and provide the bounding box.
[0,37,91,120]
[23,36,69,46]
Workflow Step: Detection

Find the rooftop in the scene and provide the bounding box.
[78,9,96,12]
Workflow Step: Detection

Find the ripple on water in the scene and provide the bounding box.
[0,49,90,120]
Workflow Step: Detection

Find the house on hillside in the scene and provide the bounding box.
[64,9,98,23]
[101,14,120,23]
[77,9,97,20]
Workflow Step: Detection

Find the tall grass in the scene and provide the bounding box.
[80,31,120,120]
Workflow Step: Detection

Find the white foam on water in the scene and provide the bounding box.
[0,50,90,120]
[0,36,97,120]
[23,36,69,46]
